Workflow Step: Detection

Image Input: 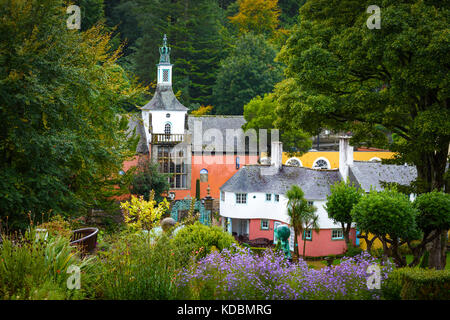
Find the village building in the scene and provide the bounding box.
[219,137,418,257]
[124,36,398,204]
[124,36,418,257]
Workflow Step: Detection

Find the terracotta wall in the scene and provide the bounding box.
[249,218,356,257]
[171,154,259,200]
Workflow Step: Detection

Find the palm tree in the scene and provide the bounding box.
[286,185,320,260]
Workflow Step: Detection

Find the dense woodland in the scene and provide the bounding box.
[76,0,303,113]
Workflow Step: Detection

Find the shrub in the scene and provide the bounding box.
[172,222,237,263]
[345,245,363,257]
[0,229,95,300]
[382,268,450,300]
[96,232,184,300]
[120,191,169,231]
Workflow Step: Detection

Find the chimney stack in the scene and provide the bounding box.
[339,136,353,182]
[271,141,283,170]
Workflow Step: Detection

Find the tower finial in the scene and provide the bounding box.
[159,34,171,64]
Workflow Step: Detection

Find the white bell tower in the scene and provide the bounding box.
[157,34,172,86]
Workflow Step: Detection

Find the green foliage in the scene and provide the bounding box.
[130,160,170,203]
[326,180,363,227]
[414,191,450,233]
[172,222,237,263]
[0,0,145,229]
[128,0,225,107]
[243,93,311,154]
[195,179,201,200]
[382,268,450,300]
[0,230,95,300]
[213,33,283,115]
[96,232,182,300]
[75,0,105,31]
[120,192,170,231]
[275,0,450,192]
[351,189,420,242]
[345,245,363,258]
[286,185,319,258]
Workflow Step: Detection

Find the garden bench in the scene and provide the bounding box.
[70,227,98,255]
[248,238,273,248]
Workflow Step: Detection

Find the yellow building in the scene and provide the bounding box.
[281,149,395,250]
[282,150,395,169]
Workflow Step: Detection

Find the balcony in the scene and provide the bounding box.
[151,133,185,145]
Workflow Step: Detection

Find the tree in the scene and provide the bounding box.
[130,160,170,203]
[243,93,311,154]
[351,189,421,267]
[286,185,320,259]
[229,0,281,37]
[275,0,450,193]
[75,0,105,31]
[130,0,225,108]
[213,33,283,115]
[0,0,145,229]
[413,191,450,270]
[325,180,364,250]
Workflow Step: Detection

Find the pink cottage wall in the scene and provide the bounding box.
[249,219,356,257]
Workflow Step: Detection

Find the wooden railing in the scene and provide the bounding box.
[70,227,98,255]
[151,134,185,144]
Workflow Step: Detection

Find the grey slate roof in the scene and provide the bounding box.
[220,165,342,200]
[141,85,188,111]
[127,114,149,154]
[349,161,417,192]
[188,115,251,153]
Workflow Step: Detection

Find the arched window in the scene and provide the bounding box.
[200,169,208,182]
[369,157,381,162]
[312,157,330,169]
[164,123,171,135]
[286,157,302,167]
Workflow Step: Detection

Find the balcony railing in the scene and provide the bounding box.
[151,133,185,144]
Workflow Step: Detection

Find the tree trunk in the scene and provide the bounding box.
[293,228,299,262]
[413,145,448,269]
[428,230,447,270]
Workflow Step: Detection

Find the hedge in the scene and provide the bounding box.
[382,267,450,300]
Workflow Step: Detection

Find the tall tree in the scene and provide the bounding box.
[130,0,225,108]
[213,33,283,115]
[275,0,450,193]
[286,185,319,260]
[243,93,311,154]
[325,180,364,250]
[229,0,281,36]
[0,0,145,229]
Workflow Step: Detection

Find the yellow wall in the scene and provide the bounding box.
[282,151,395,169]
[359,234,384,250]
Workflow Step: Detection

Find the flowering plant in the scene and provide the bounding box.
[177,245,394,300]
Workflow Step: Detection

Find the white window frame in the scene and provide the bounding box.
[265,193,272,201]
[331,229,344,240]
[312,157,331,170]
[235,193,247,204]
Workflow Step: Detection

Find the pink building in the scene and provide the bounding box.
[219,139,416,257]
